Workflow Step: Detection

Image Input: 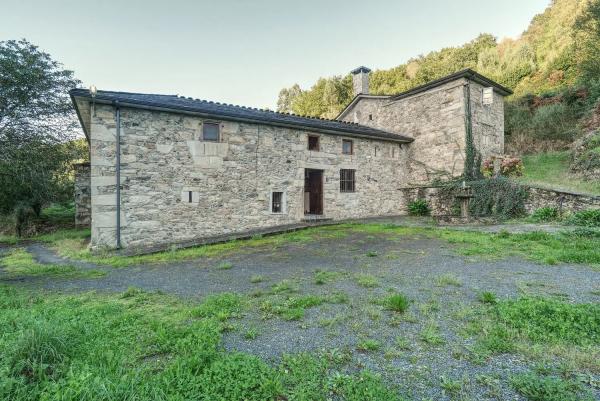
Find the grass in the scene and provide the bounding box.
[250,275,264,283]
[354,273,379,288]
[313,269,340,285]
[216,261,233,270]
[0,248,105,279]
[419,321,445,346]
[516,151,600,195]
[15,223,599,270]
[383,293,410,313]
[436,274,462,287]
[0,285,405,401]
[478,291,498,304]
[356,339,381,352]
[470,297,600,371]
[510,371,594,401]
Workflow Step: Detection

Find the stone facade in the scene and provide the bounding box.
[74,162,91,227]
[339,79,504,184]
[73,69,510,251]
[87,104,410,250]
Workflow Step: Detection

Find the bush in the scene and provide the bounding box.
[530,207,559,222]
[408,199,430,216]
[468,178,529,219]
[482,156,524,177]
[567,209,600,227]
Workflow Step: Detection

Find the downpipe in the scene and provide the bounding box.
[114,100,121,249]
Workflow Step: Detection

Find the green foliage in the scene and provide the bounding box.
[0,286,404,401]
[0,248,104,278]
[510,372,593,401]
[407,199,430,216]
[530,207,559,222]
[354,273,379,288]
[495,297,600,345]
[278,1,600,120]
[478,291,498,304]
[0,40,85,223]
[419,322,445,345]
[468,178,529,219]
[568,209,600,227]
[192,293,243,320]
[516,151,600,195]
[383,293,410,313]
[356,339,381,352]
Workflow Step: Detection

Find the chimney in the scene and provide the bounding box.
[351,66,371,96]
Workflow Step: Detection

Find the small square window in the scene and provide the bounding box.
[342,139,353,155]
[202,122,220,141]
[272,192,283,213]
[308,135,320,151]
[340,169,355,193]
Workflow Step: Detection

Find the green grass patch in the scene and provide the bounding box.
[313,269,340,285]
[516,151,600,195]
[356,339,381,352]
[436,273,462,287]
[1,248,105,278]
[0,286,404,400]
[354,273,379,288]
[383,292,410,313]
[510,371,593,401]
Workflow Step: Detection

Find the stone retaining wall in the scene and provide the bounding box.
[400,184,599,217]
[524,186,600,214]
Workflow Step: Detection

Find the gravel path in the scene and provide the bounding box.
[2,226,599,400]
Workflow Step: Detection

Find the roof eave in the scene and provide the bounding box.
[70,91,413,144]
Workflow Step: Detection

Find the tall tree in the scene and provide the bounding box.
[0,39,82,219]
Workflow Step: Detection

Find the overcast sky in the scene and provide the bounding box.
[3,0,549,109]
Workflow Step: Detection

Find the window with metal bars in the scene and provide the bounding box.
[340,169,355,193]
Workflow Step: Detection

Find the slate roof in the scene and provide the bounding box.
[69,89,413,143]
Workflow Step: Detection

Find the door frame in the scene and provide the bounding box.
[304,168,324,215]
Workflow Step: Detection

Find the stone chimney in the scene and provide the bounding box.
[351,66,371,96]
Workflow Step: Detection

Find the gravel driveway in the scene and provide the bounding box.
[2,227,599,400]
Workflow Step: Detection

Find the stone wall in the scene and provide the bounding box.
[88,104,411,250]
[74,162,91,227]
[339,78,505,184]
[524,186,600,214]
[398,184,600,217]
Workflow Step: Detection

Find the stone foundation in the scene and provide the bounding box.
[524,186,600,214]
[74,162,91,227]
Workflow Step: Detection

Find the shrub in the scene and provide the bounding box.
[384,293,410,313]
[482,156,524,177]
[567,209,600,227]
[530,207,559,222]
[469,178,529,219]
[408,199,430,216]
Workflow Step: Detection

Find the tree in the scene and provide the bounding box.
[0,39,82,225]
[276,84,302,113]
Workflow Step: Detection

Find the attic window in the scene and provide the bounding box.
[202,122,220,141]
[308,135,320,151]
[342,139,353,155]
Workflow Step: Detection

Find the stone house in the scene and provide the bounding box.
[70,67,511,251]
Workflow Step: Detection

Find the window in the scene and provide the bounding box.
[340,169,355,193]
[342,139,353,155]
[368,114,373,121]
[271,192,283,213]
[188,191,193,203]
[202,122,220,141]
[308,135,320,151]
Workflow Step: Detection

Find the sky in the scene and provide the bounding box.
[2,0,550,109]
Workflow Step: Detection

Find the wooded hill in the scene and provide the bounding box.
[277,0,600,155]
